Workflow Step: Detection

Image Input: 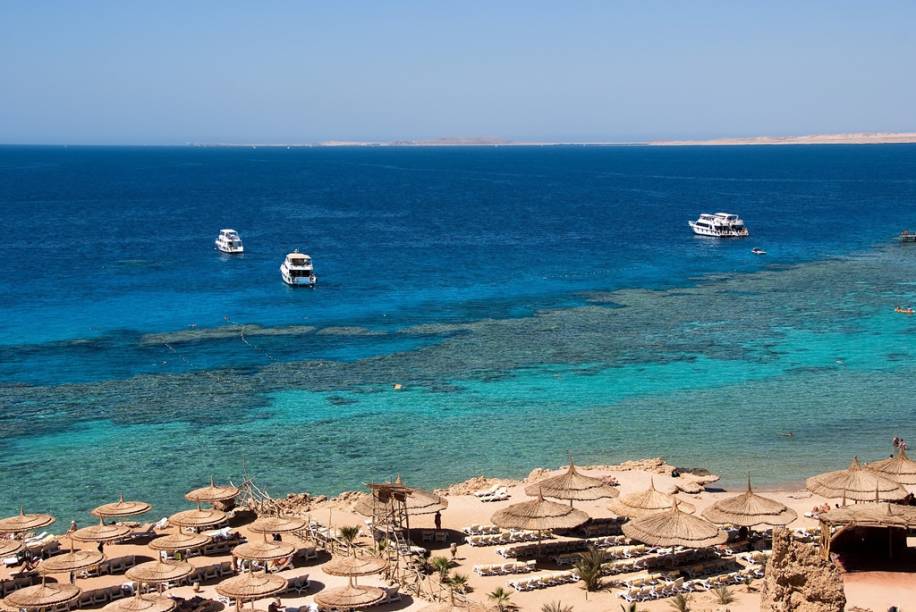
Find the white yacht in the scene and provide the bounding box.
[688,212,749,237]
[280,250,317,287]
[214,229,244,254]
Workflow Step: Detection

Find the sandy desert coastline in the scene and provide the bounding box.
[192,132,916,148]
[3,456,914,612]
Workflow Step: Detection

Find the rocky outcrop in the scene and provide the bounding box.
[435,476,520,496]
[760,528,845,612]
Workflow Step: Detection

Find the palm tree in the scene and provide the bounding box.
[619,604,646,612]
[714,585,735,605]
[487,587,513,611]
[338,525,360,555]
[447,573,470,594]
[573,547,604,599]
[429,555,452,581]
[667,593,690,612]
[541,603,573,612]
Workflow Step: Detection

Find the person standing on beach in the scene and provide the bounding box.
[434,511,442,531]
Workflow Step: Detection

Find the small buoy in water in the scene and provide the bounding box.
[393,383,403,390]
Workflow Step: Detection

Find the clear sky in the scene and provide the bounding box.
[2,1,915,144]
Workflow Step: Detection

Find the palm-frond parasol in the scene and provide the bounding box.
[216,571,287,606]
[608,479,695,518]
[702,476,797,527]
[38,549,105,575]
[313,585,386,611]
[0,540,24,557]
[490,492,590,532]
[168,508,227,529]
[148,532,211,552]
[248,516,306,535]
[92,495,152,519]
[524,456,619,505]
[2,582,80,611]
[806,457,907,502]
[866,448,916,485]
[622,501,727,548]
[0,508,55,534]
[185,478,239,505]
[231,541,296,562]
[103,594,177,612]
[126,560,194,585]
[71,519,132,543]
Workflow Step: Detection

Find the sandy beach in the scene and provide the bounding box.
[3,459,914,611]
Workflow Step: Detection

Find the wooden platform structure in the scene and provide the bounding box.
[818,503,916,560]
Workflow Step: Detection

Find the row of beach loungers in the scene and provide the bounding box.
[554,543,648,566]
[496,535,631,559]
[466,530,550,547]
[617,567,763,602]
[508,570,580,591]
[473,560,537,576]
[474,486,510,503]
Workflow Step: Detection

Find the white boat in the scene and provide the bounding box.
[688,212,749,237]
[280,250,317,287]
[752,247,766,255]
[214,229,244,254]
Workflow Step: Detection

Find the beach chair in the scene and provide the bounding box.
[620,587,639,602]
[475,485,500,497]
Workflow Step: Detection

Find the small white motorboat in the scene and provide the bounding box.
[214,229,244,254]
[280,250,317,287]
[751,247,766,255]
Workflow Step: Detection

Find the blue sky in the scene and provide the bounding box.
[1,1,915,144]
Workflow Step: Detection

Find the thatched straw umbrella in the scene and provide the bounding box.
[92,495,152,519]
[622,501,727,548]
[126,559,194,595]
[608,479,696,518]
[38,548,105,579]
[806,457,907,503]
[0,508,54,534]
[354,476,448,517]
[185,479,239,507]
[323,555,387,585]
[867,448,916,485]
[491,491,589,553]
[2,581,80,611]
[148,532,211,553]
[168,508,227,530]
[491,491,590,532]
[702,476,798,527]
[71,518,132,544]
[103,594,177,612]
[524,457,619,506]
[215,571,286,612]
[0,540,23,557]
[248,517,306,536]
[231,541,296,568]
[313,585,386,611]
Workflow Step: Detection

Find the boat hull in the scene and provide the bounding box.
[280,267,316,287]
[215,240,244,254]
[688,221,749,238]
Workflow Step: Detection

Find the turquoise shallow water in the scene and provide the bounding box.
[2,145,916,523]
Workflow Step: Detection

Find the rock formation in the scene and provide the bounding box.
[760,528,845,612]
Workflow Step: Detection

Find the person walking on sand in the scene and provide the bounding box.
[434,511,442,531]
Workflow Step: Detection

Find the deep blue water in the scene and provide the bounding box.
[2,144,916,521]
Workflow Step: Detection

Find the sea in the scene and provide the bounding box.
[2,144,916,522]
